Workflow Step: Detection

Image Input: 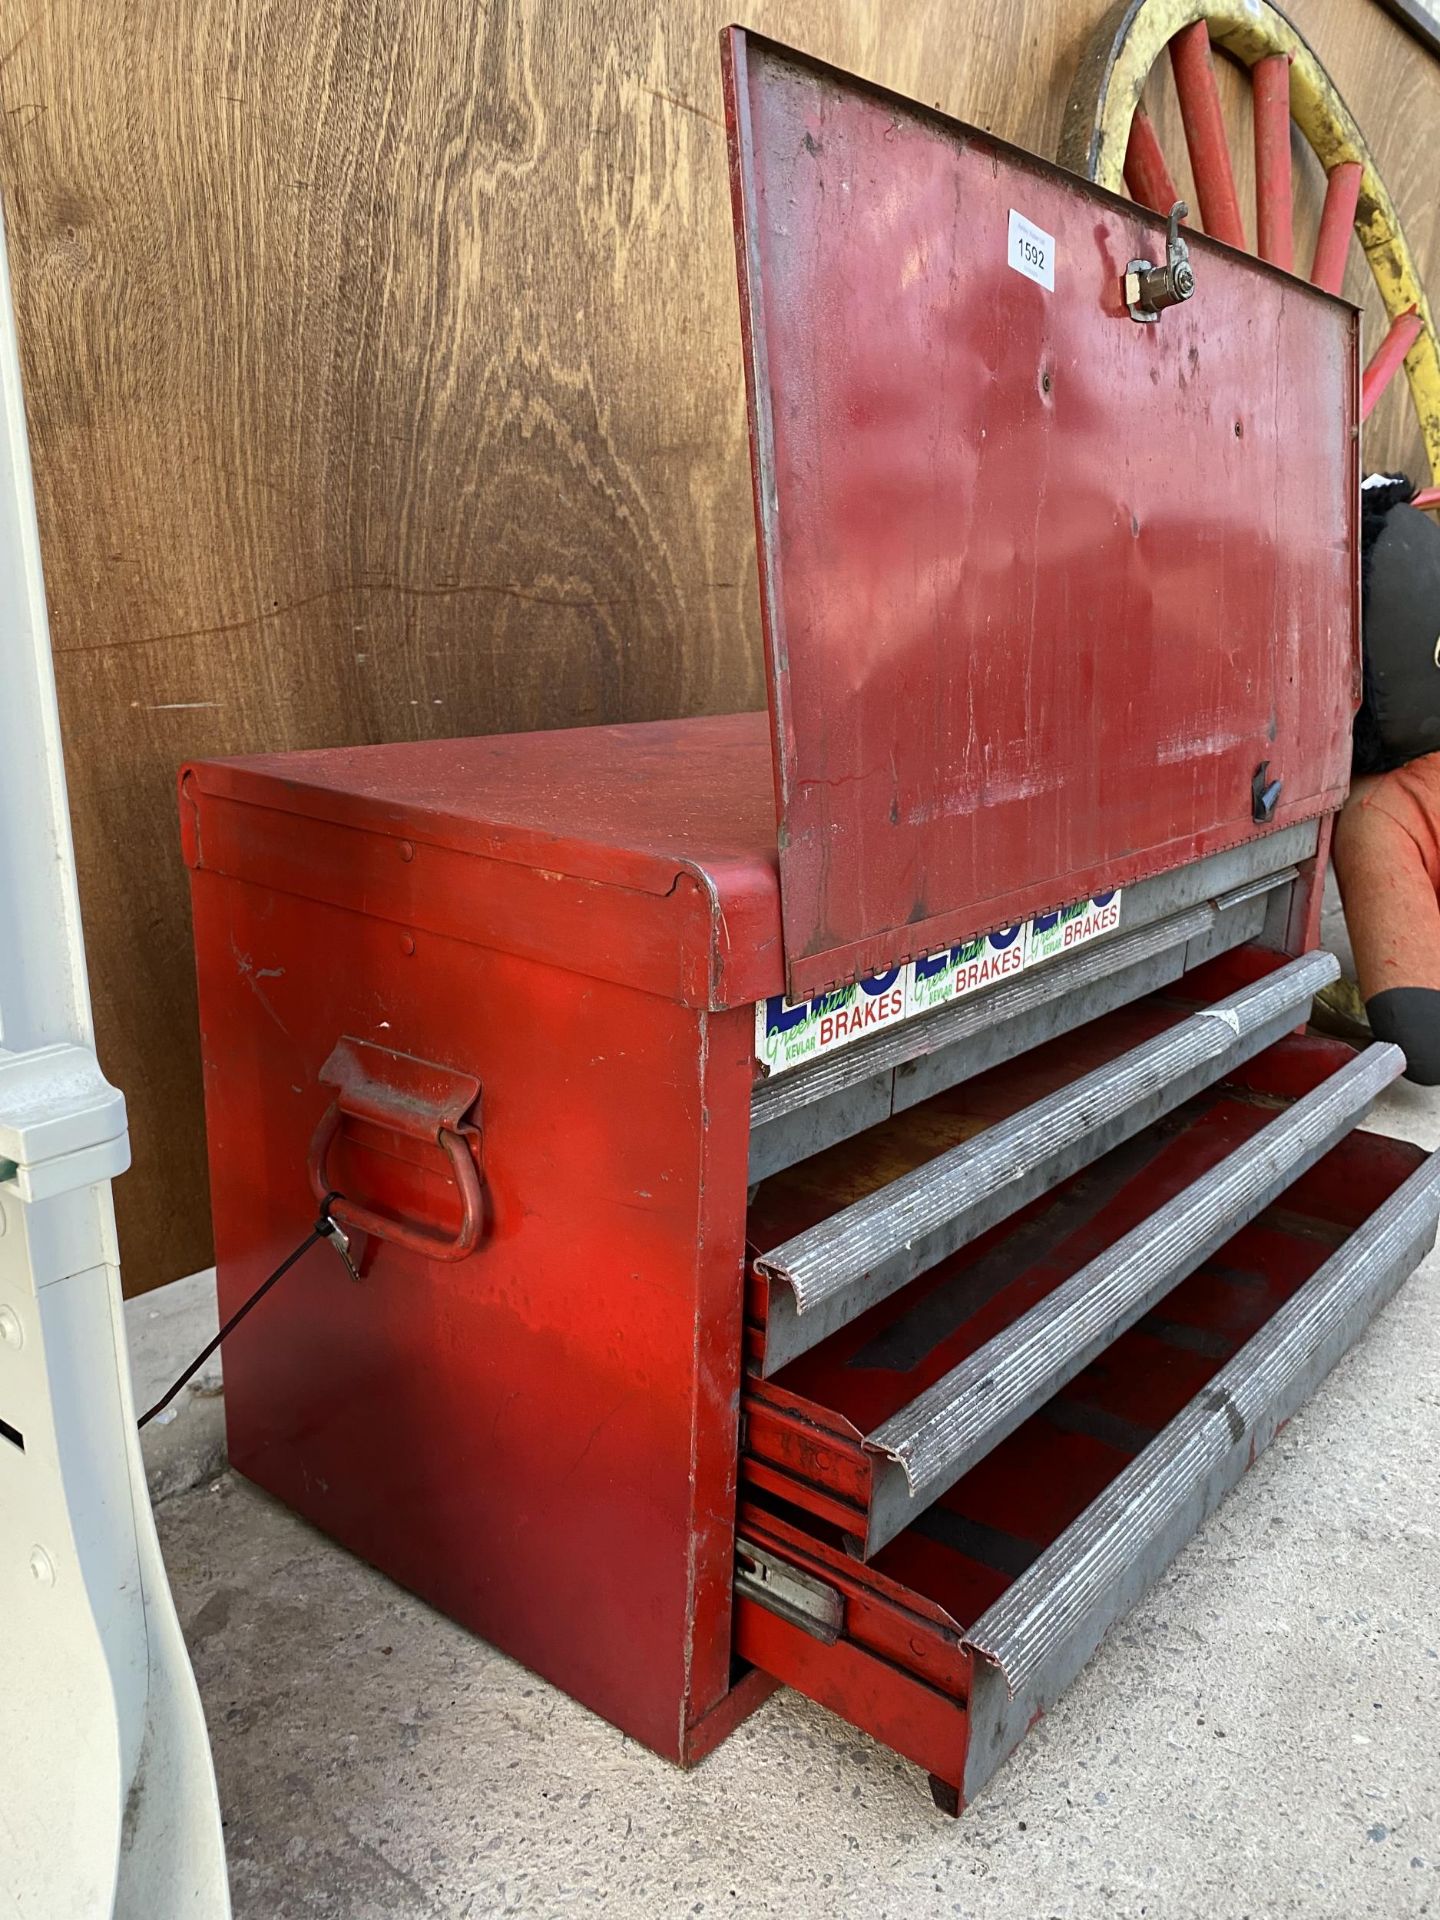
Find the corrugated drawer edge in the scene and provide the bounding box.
[957,1147,1440,1805]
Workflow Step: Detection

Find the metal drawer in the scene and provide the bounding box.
[736,949,1440,1811]
[748,829,1312,1185]
[749,946,1333,1374]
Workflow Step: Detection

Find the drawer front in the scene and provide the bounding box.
[735,1510,972,1799]
[748,830,1311,1186]
[749,947,1334,1375]
[737,967,1440,1811]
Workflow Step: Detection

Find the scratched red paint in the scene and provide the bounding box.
[725,31,1360,1001]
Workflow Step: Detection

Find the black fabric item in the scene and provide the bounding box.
[1355,473,1413,774]
[1366,986,1440,1087]
[1356,495,1440,776]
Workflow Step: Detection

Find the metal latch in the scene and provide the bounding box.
[735,1539,843,1644]
[1252,761,1283,825]
[0,1044,130,1203]
[1124,201,1196,323]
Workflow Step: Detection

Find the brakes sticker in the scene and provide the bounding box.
[906,925,1026,1016]
[1024,890,1121,965]
[755,891,1123,1076]
[755,968,908,1076]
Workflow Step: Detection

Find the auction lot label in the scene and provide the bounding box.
[756,891,1123,1077]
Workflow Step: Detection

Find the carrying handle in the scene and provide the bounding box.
[307,1104,483,1262]
[307,1036,485,1263]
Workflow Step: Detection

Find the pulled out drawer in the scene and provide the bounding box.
[736,948,1440,1812]
[749,947,1335,1374]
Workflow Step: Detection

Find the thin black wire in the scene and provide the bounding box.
[137,1192,344,1430]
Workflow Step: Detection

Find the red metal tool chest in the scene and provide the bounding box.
[182,32,1440,1812]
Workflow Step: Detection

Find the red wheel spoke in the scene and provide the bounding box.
[1412,487,1440,510]
[1252,53,1293,271]
[1361,307,1424,420]
[1168,21,1247,248]
[1310,160,1362,294]
[1123,108,1181,215]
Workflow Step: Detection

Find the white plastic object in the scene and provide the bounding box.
[0,190,230,1918]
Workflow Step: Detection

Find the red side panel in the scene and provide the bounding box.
[186,842,757,1762]
[724,30,1358,1000]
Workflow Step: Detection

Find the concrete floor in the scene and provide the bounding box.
[149,1073,1440,1920]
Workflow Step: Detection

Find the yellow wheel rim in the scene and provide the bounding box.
[1059,0,1440,486]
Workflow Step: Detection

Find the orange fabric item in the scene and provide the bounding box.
[1332,750,1440,999]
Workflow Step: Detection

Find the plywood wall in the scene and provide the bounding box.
[1,0,1436,1292]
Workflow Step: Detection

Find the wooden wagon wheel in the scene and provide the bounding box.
[1059,0,1440,506]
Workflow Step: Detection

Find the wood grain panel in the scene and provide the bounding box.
[0,0,1435,1290]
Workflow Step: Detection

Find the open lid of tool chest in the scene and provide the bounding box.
[722,29,1360,1004]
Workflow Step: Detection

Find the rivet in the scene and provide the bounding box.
[398,841,415,862]
[0,1306,21,1348]
[29,1545,55,1587]
[400,933,416,956]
